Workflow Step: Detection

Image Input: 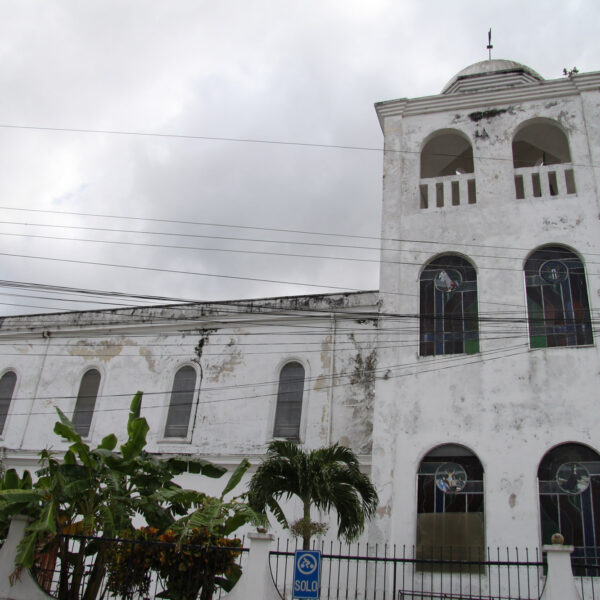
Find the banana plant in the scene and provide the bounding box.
[0,392,227,600]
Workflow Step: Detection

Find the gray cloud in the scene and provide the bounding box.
[0,0,597,314]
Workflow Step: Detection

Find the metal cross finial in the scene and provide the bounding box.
[487,28,493,60]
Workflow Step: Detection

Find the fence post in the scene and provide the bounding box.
[0,515,51,600]
[540,543,581,600]
[226,531,281,600]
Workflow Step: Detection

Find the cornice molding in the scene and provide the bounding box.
[375,72,600,126]
[0,292,380,338]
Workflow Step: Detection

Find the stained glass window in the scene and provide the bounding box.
[417,444,484,562]
[420,255,479,356]
[538,443,600,575]
[525,246,592,348]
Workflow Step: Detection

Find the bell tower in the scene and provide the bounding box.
[370,59,600,554]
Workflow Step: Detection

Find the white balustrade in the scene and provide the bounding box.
[419,173,476,209]
[514,163,577,200]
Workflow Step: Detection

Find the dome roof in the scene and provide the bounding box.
[442,59,544,94]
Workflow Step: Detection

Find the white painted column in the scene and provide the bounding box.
[0,516,50,600]
[540,544,581,600]
[226,531,280,600]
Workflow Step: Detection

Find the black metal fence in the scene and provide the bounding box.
[270,541,546,600]
[25,534,600,600]
[31,534,248,600]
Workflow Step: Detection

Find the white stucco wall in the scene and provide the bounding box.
[0,292,379,539]
[371,67,600,551]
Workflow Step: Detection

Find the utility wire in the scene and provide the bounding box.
[2,207,600,257]
[0,344,530,417]
[5,228,600,271]
[0,123,598,170]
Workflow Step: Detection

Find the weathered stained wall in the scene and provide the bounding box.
[371,68,600,550]
[0,293,379,480]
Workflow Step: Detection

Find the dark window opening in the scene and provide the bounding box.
[421,133,474,179]
[73,369,101,437]
[515,175,525,199]
[273,362,305,440]
[548,171,559,196]
[538,443,600,575]
[525,246,593,348]
[164,366,197,438]
[565,169,577,195]
[451,181,460,206]
[420,255,479,357]
[417,444,485,564]
[532,173,542,197]
[467,179,476,204]
[436,182,444,207]
[512,122,572,168]
[420,184,429,209]
[0,371,16,435]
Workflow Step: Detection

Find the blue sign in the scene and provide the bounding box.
[293,549,321,599]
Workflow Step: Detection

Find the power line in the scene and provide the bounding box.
[0,250,354,293]
[0,205,382,242]
[3,206,600,258]
[1,344,531,418]
[0,123,386,153]
[0,123,598,171]
[6,228,600,272]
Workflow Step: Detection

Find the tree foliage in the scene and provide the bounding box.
[0,392,262,600]
[248,441,378,549]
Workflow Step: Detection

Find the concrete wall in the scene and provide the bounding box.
[371,68,600,550]
[0,292,379,537]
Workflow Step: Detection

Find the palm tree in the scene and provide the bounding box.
[248,441,378,550]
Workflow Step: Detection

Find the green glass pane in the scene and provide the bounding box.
[465,339,479,354]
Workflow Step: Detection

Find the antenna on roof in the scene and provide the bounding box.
[487,29,493,60]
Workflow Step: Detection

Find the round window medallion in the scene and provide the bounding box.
[540,260,568,284]
[435,462,467,493]
[556,462,590,495]
[434,269,462,292]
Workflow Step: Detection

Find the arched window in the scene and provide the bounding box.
[0,371,16,435]
[525,246,592,348]
[417,444,484,561]
[420,255,479,356]
[513,121,571,168]
[512,121,576,198]
[273,362,305,440]
[420,132,476,208]
[164,366,197,438]
[421,132,474,178]
[538,443,600,573]
[73,369,101,437]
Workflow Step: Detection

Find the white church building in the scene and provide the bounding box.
[0,58,599,562]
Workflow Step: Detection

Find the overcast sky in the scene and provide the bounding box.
[0,0,598,315]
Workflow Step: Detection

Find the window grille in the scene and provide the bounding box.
[420,255,479,356]
[538,443,600,575]
[417,444,485,562]
[525,246,593,348]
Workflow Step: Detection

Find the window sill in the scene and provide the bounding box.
[528,343,595,351]
[157,437,193,445]
[418,351,481,360]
